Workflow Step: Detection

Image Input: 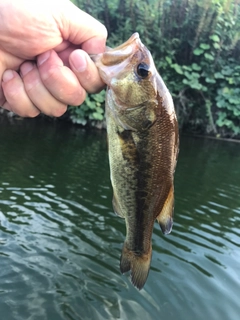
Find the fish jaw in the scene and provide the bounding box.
[91,34,140,85]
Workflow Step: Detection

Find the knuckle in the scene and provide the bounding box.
[4,83,21,100]
[41,65,60,83]
[22,69,41,94]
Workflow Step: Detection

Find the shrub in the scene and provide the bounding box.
[71,0,240,138]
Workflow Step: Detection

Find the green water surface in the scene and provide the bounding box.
[0,118,240,320]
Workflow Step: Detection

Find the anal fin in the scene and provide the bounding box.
[156,185,174,234]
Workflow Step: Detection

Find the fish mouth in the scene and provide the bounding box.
[91,33,147,86]
[91,33,143,67]
[111,32,140,51]
[101,33,142,66]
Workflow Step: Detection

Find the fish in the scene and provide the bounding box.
[92,33,179,290]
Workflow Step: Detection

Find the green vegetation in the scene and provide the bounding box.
[69,90,105,126]
[70,0,240,138]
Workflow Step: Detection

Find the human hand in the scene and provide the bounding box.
[0,0,107,117]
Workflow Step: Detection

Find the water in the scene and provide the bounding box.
[0,117,239,320]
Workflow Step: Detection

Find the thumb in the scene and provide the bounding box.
[56,1,107,54]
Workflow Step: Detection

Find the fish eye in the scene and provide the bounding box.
[136,63,150,79]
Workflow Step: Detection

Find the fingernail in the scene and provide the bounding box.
[20,62,34,76]
[38,51,51,66]
[71,50,87,72]
[2,70,14,82]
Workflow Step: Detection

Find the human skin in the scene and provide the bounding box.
[0,0,107,117]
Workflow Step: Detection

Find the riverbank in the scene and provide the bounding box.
[1,109,240,143]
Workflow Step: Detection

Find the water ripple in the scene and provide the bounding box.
[0,123,240,320]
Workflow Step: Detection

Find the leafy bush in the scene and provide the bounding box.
[72,0,240,138]
[69,90,105,127]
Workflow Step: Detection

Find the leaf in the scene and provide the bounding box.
[227,78,234,85]
[182,79,190,85]
[216,112,227,127]
[222,87,230,94]
[222,67,233,76]
[183,78,202,90]
[92,112,104,120]
[165,56,172,64]
[81,104,89,112]
[216,100,226,108]
[210,34,220,42]
[88,101,97,110]
[193,48,204,55]
[205,77,216,84]
[191,72,200,78]
[204,53,214,60]
[172,64,183,74]
[190,82,202,90]
[191,63,201,71]
[70,116,87,126]
[229,98,240,105]
[213,42,220,49]
[214,72,224,79]
[96,106,104,114]
[182,65,192,71]
[200,43,210,50]
[233,109,240,116]
[184,71,192,79]
[93,92,105,103]
[232,126,240,135]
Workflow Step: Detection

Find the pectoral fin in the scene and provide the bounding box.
[156,185,174,234]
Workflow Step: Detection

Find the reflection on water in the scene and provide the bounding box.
[0,118,240,320]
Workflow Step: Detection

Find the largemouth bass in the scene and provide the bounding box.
[93,33,179,290]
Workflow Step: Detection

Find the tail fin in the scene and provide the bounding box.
[120,242,152,290]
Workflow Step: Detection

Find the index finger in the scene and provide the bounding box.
[56,2,107,54]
